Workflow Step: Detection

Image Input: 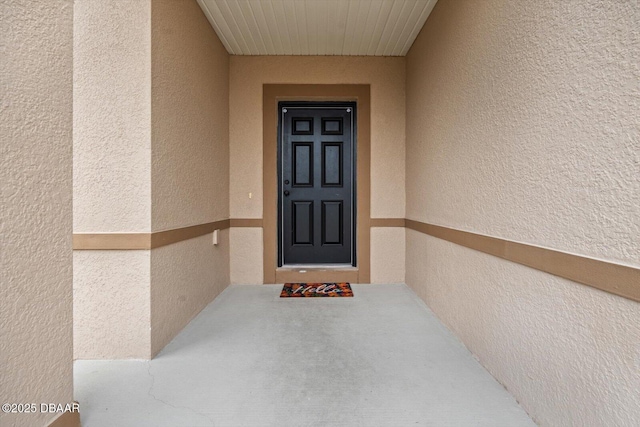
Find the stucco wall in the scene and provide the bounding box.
[74,0,151,233]
[74,0,230,359]
[229,56,406,284]
[150,0,230,355]
[151,0,229,231]
[73,0,153,360]
[405,0,640,425]
[229,228,264,285]
[0,1,74,425]
[74,251,151,359]
[150,231,229,355]
[371,228,405,285]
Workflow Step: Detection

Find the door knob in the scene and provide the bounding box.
[284,190,290,196]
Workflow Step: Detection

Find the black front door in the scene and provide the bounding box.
[278,102,356,266]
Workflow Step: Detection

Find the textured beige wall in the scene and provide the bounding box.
[73,251,151,359]
[150,0,230,354]
[406,0,639,263]
[229,228,264,285]
[151,231,229,355]
[229,56,405,284]
[0,0,74,425]
[74,0,151,233]
[73,0,153,360]
[151,0,229,231]
[370,228,405,284]
[406,231,640,426]
[405,0,640,425]
[74,0,230,359]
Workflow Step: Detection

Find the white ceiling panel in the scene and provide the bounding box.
[197,0,438,56]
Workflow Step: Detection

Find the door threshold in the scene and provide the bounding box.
[275,266,359,283]
[279,264,356,270]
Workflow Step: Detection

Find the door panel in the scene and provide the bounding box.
[322,143,343,186]
[322,201,343,245]
[279,103,355,265]
[293,143,313,186]
[293,201,313,245]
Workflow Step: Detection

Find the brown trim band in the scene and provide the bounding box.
[151,220,230,248]
[73,233,151,250]
[406,219,640,303]
[230,218,263,228]
[72,216,397,251]
[47,407,80,427]
[73,218,266,250]
[370,218,406,227]
[74,217,637,302]
[73,219,230,250]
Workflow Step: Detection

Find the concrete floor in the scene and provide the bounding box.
[75,284,536,427]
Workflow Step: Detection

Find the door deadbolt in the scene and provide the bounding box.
[284,190,290,196]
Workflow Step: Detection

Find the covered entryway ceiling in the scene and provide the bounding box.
[197,0,438,56]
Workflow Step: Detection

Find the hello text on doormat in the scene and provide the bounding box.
[280,283,354,297]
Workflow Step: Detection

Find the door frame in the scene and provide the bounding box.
[263,84,371,284]
[277,101,357,267]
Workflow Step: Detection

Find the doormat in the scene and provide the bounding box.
[280,283,353,297]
